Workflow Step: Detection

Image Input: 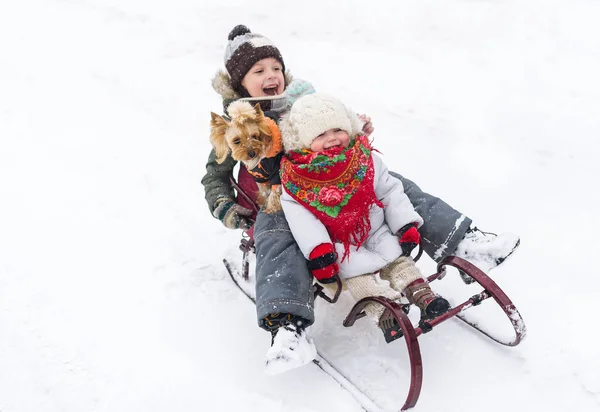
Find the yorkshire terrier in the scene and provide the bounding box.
[210,101,283,213]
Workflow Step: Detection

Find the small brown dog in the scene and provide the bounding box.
[210,101,283,213]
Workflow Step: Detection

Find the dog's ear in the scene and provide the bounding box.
[257,120,273,137]
[210,112,231,164]
[210,111,229,131]
[254,103,273,137]
[253,103,265,119]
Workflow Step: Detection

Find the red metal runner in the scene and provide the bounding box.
[341,255,526,410]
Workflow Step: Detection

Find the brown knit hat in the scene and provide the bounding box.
[224,25,285,94]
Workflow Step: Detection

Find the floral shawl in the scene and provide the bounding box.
[280,134,383,260]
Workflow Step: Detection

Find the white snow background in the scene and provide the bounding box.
[1,0,599,411]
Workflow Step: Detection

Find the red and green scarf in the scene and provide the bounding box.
[280,134,383,261]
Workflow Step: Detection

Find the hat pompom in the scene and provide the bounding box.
[228,25,251,41]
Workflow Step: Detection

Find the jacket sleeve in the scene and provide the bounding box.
[201,148,238,214]
[373,154,424,233]
[280,189,332,259]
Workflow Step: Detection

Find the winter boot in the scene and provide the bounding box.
[454,227,520,284]
[262,313,316,375]
[404,279,450,319]
[261,312,300,344]
[379,309,405,343]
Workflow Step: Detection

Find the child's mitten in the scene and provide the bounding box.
[307,243,339,284]
[213,197,254,230]
[397,223,420,256]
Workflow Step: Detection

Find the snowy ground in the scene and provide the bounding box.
[1,0,599,411]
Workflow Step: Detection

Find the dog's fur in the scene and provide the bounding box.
[210,101,282,213]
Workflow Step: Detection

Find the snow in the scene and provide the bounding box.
[265,323,316,376]
[1,0,599,411]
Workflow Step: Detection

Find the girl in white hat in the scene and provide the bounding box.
[280,93,451,341]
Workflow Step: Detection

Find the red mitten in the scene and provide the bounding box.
[397,223,421,256]
[307,243,339,284]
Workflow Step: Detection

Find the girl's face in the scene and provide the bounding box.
[310,128,350,152]
[241,57,285,97]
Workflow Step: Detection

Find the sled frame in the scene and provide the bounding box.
[224,176,526,411]
[343,256,526,411]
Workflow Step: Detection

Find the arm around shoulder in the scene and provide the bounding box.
[201,147,238,214]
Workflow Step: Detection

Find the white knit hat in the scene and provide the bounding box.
[280,93,364,152]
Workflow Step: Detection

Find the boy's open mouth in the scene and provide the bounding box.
[263,85,279,96]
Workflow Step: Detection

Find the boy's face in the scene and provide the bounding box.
[241,57,285,97]
[310,128,350,152]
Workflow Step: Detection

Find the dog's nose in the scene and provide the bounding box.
[248,150,256,158]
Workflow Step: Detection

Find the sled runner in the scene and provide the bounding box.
[223,173,527,411]
[343,256,526,410]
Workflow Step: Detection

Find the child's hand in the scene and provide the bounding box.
[213,198,254,230]
[307,243,339,284]
[359,114,374,136]
[397,223,420,256]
